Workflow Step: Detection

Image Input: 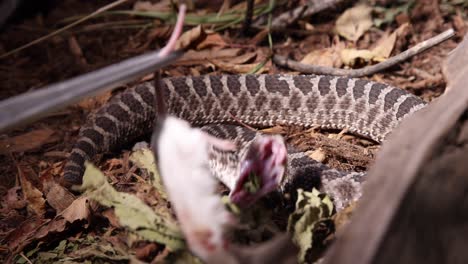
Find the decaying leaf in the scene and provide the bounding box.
[196,32,227,49]
[372,23,409,59]
[77,90,113,111]
[287,189,334,263]
[133,0,171,12]
[261,125,286,134]
[0,128,59,154]
[81,162,185,250]
[176,48,242,66]
[332,201,357,232]
[68,239,130,261]
[229,52,257,65]
[175,25,207,51]
[308,149,326,163]
[16,235,130,263]
[3,216,46,252]
[61,196,90,223]
[300,40,344,68]
[335,5,373,41]
[130,147,168,200]
[340,23,409,66]
[210,59,269,74]
[4,196,90,259]
[42,178,75,213]
[2,186,27,210]
[45,184,75,213]
[18,167,46,216]
[340,48,376,66]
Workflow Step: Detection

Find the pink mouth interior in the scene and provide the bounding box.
[230,137,287,206]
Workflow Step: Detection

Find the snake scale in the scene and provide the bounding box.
[63,74,426,210]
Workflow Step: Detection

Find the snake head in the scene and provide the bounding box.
[230,135,287,206]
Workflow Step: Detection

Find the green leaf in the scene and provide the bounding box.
[130,147,168,199]
[287,189,334,263]
[81,162,185,250]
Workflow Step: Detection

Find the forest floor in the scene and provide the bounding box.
[0,0,466,263]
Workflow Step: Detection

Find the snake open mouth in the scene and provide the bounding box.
[230,135,287,206]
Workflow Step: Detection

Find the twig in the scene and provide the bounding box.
[242,0,255,35]
[271,0,344,29]
[0,0,130,59]
[273,29,455,78]
[19,252,33,264]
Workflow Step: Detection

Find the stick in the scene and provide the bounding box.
[242,0,255,35]
[273,29,455,78]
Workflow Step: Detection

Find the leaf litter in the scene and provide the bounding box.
[0,0,465,262]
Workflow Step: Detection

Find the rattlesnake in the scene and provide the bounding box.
[63,74,426,210]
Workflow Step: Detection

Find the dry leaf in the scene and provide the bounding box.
[340,48,376,66]
[196,32,227,49]
[229,52,257,64]
[249,29,269,45]
[335,5,373,41]
[308,149,326,163]
[133,0,171,12]
[211,59,269,74]
[175,25,207,51]
[134,242,159,260]
[146,25,172,41]
[102,209,121,227]
[3,216,46,251]
[68,36,87,66]
[3,186,27,210]
[333,201,357,232]
[18,167,46,216]
[372,23,409,59]
[61,196,90,223]
[44,181,75,213]
[261,126,286,134]
[301,42,344,68]
[38,162,73,210]
[5,197,91,257]
[0,128,59,154]
[341,23,409,66]
[176,48,241,66]
[77,91,113,111]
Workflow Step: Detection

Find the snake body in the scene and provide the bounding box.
[64,74,426,209]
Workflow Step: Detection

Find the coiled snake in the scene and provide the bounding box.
[63,74,426,210]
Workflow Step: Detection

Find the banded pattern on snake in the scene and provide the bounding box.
[63,74,426,210]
